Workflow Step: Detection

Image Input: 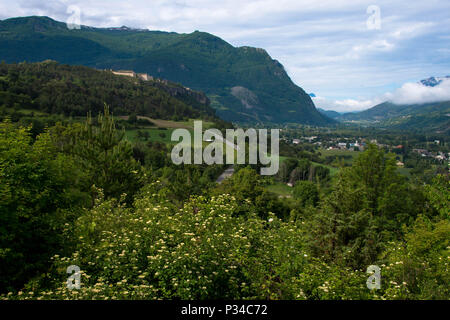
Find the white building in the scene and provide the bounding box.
[111,70,136,77]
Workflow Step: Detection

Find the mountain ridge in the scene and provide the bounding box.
[317,75,450,132]
[420,76,450,87]
[335,101,450,133]
[0,16,334,126]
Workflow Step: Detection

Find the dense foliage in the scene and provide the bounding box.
[0,109,448,300]
[0,61,221,122]
[0,120,88,291]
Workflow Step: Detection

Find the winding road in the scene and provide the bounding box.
[216,166,235,184]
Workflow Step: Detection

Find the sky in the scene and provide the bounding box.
[0,0,449,112]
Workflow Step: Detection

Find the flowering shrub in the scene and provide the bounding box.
[378,216,449,300]
[2,158,447,301]
[4,185,319,300]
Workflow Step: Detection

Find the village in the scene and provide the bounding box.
[289,135,450,165]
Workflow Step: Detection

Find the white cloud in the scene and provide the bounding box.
[312,95,384,112]
[385,78,450,105]
[351,39,395,55]
[314,78,450,112]
[390,22,435,40]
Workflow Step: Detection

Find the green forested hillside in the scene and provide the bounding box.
[340,101,450,133]
[0,61,228,126]
[318,108,341,119]
[0,16,333,125]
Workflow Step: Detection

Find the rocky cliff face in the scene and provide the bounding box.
[154,80,210,106]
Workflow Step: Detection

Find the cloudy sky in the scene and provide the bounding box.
[1,0,449,112]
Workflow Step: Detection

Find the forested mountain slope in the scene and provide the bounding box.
[0,61,228,126]
[0,16,333,125]
[339,101,450,133]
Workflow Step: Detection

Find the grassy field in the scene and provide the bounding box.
[5,108,51,117]
[120,116,215,129]
[122,115,217,146]
[319,148,359,157]
[266,182,293,197]
[319,148,359,165]
[312,161,340,176]
[265,155,339,198]
[141,117,215,129]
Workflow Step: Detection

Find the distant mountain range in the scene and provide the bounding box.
[317,108,341,119]
[0,16,334,126]
[322,101,449,133]
[420,76,450,87]
[318,76,450,133]
[339,101,449,132]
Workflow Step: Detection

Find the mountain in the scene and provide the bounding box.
[334,76,450,132]
[340,102,415,122]
[380,102,450,133]
[0,61,230,128]
[317,108,341,119]
[420,76,450,87]
[339,101,450,133]
[0,16,333,125]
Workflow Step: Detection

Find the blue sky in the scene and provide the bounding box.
[1,0,449,112]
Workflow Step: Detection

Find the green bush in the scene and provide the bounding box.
[4,188,315,299]
[0,119,88,292]
[379,216,449,299]
[293,181,319,207]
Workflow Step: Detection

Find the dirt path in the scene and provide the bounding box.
[118,115,192,129]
